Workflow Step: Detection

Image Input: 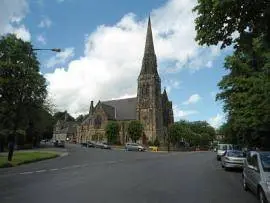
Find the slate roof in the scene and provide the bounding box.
[102,97,137,120]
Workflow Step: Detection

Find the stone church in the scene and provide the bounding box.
[76,17,174,144]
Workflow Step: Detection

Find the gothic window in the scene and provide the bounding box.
[94,115,102,129]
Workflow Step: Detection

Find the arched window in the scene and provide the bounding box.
[94,115,102,129]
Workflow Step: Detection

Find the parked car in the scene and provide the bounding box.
[95,142,111,149]
[221,150,245,170]
[125,143,145,152]
[87,141,96,148]
[216,144,233,161]
[242,151,270,203]
[81,142,88,147]
[54,140,65,148]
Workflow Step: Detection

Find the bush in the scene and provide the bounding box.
[148,141,153,146]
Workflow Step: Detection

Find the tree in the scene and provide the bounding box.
[193,0,270,49]
[216,37,270,147]
[0,34,48,145]
[127,121,143,143]
[193,1,270,148]
[105,121,120,144]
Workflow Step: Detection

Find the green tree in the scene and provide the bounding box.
[193,1,270,148]
[216,37,270,146]
[193,0,270,49]
[0,34,48,142]
[105,121,120,144]
[127,121,143,143]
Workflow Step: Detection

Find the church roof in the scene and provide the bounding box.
[102,97,137,120]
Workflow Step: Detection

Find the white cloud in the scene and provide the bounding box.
[0,0,30,41]
[183,94,201,105]
[36,34,46,45]
[46,47,75,68]
[208,113,225,128]
[45,0,224,116]
[38,17,52,28]
[173,105,198,120]
[206,61,213,68]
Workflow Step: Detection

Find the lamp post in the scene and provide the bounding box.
[25,47,61,149]
[32,48,61,52]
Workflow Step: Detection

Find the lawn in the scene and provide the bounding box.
[0,151,59,168]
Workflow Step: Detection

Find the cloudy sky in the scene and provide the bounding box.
[0,0,232,128]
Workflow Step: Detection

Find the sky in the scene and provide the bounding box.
[0,0,233,128]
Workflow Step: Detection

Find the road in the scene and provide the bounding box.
[0,145,258,203]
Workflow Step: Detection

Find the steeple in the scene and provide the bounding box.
[144,16,155,55]
[89,101,94,116]
[64,110,68,121]
[162,87,168,100]
[139,16,158,75]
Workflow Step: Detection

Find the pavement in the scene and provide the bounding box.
[0,144,258,203]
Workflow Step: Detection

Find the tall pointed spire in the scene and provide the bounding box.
[144,16,155,55]
[89,100,94,116]
[139,16,158,75]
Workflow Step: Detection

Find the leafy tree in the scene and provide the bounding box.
[0,34,48,143]
[127,121,143,143]
[193,0,270,148]
[217,37,270,146]
[193,0,270,49]
[168,120,215,147]
[105,121,120,144]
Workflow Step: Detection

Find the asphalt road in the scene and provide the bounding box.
[0,145,258,203]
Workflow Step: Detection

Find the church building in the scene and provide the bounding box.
[76,17,174,144]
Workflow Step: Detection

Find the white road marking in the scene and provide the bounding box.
[107,161,117,164]
[50,168,59,171]
[36,169,46,173]
[20,171,34,175]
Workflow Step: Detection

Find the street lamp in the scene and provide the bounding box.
[32,48,61,52]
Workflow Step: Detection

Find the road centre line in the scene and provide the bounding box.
[20,171,34,175]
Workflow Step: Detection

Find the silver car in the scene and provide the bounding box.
[125,143,145,152]
[221,150,245,170]
[216,144,233,160]
[242,151,270,203]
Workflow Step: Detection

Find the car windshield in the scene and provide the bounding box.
[227,151,244,157]
[260,152,270,172]
[218,144,232,150]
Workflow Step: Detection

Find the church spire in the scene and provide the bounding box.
[139,16,158,75]
[144,16,155,55]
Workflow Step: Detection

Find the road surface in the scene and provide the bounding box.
[0,145,258,203]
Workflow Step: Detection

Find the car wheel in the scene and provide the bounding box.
[138,148,142,152]
[242,175,248,191]
[259,188,267,203]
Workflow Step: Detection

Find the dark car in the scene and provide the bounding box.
[81,142,88,147]
[54,140,65,148]
[87,141,95,148]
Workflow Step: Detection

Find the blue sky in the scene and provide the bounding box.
[0,0,232,128]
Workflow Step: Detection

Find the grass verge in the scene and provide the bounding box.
[0,151,59,168]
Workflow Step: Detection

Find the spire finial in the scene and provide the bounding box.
[144,15,155,55]
[139,15,158,75]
